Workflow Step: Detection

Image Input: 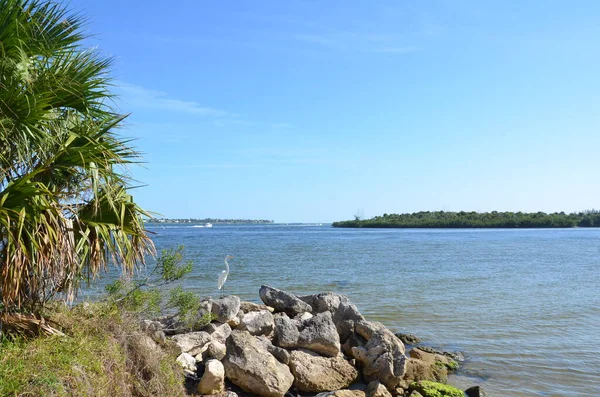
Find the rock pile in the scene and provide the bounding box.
[153,285,477,397]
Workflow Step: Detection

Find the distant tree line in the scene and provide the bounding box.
[147,218,274,224]
[332,210,600,228]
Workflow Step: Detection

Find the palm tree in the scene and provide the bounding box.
[0,0,154,315]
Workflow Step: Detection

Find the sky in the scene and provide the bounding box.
[76,0,600,223]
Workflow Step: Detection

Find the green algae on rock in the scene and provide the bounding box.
[409,380,465,397]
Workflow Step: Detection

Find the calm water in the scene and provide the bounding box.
[88,225,600,396]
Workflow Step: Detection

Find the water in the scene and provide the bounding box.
[87,225,600,396]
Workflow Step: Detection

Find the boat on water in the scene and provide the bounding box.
[192,223,213,228]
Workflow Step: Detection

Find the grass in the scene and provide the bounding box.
[0,302,186,397]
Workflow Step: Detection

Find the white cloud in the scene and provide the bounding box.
[116,82,233,118]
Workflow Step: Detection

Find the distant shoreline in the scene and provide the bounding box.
[146,218,274,225]
[332,210,600,229]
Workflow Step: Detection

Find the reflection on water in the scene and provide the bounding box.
[85,225,600,397]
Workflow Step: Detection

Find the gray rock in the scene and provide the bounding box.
[395,333,421,345]
[256,335,291,365]
[300,292,365,342]
[203,340,227,361]
[211,295,241,323]
[297,311,341,357]
[400,358,447,389]
[289,349,359,393]
[198,358,225,395]
[259,285,312,316]
[171,331,212,356]
[223,330,294,397]
[176,352,197,376]
[352,322,407,390]
[365,380,393,397]
[204,322,232,344]
[273,313,300,349]
[239,310,275,336]
[240,300,274,313]
[465,385,488,397]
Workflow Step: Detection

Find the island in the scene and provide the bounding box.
[332,210,600,228]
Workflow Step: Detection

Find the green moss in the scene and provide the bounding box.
[409,380,464,397]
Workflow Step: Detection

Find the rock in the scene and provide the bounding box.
[355,321,387,340]
[351,322,407,390]
[415,346,464,363]
[365,380,392,397]
[294,312,313,322]
[171,331,212,356]
[239,310,275,336]
[256,335,291,365]
[288,349,359,392]
[342,333,365,357]
[140,319,167,344]
[240,301,274,313]
[203,340,227,361]
[410,348,458,371]
[273,313,300,348]
[297,311,341,357]
[205,322,232,344]
[259,285,312,316]
[300,292,365,342]
[176,352,197,376]
[211,295,241,323]
[197,358,225,394]
[227,310,242,328]
[223,330,294,397]
[400,358,447,389]
[465,386,488,397]
[395,333,421,345]
[409,392,424,397]
[408,381,464,397]
[315,391,366,397]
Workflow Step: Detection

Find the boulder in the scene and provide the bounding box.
[198,359,225,395]
[202,340,227,361]
[409,392,424,397]
[259,285,312,316]
[351,322,407,390]
[211,295,241,323]
[409,348,458,371]
[288,349,359,392]
[297,311,341,357]
[395,333,421,345]
[294,312,313,322]
[171,331,212,356]
[465,386,488,397]
[239,310,275,336]
[400,358,447,389]
[204,322,232,344]
[408,381,464,397]
[256,335,291,365]
[365,380,392,397]
[273,311,341,356]
[176,352,197,376]
[223,330,294,397]
[273,313,300,348]
[240,300,274,313]
[300,292,365,342]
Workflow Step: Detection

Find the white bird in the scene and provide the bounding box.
[218,255,233,297]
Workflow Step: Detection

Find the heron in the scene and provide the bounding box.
[217,255,233,297]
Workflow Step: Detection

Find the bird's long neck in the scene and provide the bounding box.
[224,258,230,273]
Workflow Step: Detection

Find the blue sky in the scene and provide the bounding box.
[78,0,600,223]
